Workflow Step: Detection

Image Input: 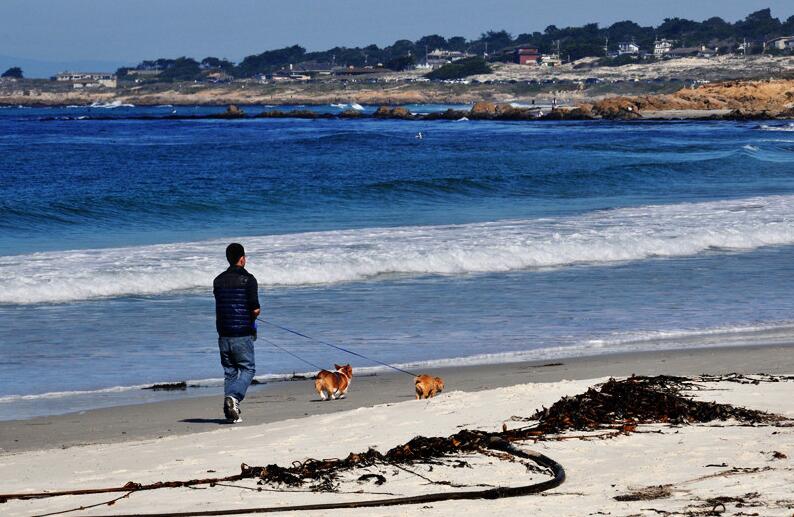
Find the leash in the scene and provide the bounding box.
[258,336,325,371]
[258,318,419,377]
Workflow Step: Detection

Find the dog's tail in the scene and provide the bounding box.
[315,375,324,394]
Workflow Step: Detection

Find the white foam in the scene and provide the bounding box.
[5,319,794,406]
[758,123,794,132]
[4,194,794,305]
[0,372,312,404]
[89,100,135,109]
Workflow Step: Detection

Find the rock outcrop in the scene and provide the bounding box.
[586,79,794,118]
[373,106,414,119]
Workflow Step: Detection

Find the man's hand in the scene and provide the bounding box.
[252,308,261,318]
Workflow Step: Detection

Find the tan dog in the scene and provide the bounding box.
[415,374,444,399]
[315,364,352,401]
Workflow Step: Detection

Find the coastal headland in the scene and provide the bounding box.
[2,56,793,121]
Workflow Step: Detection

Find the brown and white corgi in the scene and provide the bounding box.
[415,374,444,399]
[315,364,353,401]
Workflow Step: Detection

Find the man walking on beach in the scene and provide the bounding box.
[214,243,260,423]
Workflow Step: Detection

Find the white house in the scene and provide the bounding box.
[766,36,794,50]
[425,49,472,69]
[653,39,673,57]
[618,42,640,55]
[54,72,117,88]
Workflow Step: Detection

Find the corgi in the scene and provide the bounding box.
[315,364,353,401]
[415,374,444,399]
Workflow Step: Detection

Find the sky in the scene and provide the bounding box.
[1,0,792,76]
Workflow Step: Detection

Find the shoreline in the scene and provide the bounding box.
[2,342,792,455]
[8,103,791,122]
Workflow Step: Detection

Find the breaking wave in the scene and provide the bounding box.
[758,123,794,132]
[3,194,794,305]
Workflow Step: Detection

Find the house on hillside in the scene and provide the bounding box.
[126,69,161,79]
[425,49,472,69]
[766,36,794,50]
[666,45,717,59]
[514,47,541,65]
[53,72,117,88]
[618,42,640,55]
[540,53,562,66]
[653,39,673,57]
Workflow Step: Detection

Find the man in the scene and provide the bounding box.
[213,243,260,423]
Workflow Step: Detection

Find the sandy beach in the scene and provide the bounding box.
[1,344,792,516]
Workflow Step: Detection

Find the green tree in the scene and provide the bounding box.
[1,67,23,79]
[416,34,447,51]
[426,57,491,80]
[447,36,468,51]
[385,54,416,71]
[235,45,306,77]
[158,57,202,81]
[201,57,235,73]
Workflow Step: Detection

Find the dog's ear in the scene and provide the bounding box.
[334,364,342,370]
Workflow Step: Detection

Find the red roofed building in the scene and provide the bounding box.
[514,47,541,65]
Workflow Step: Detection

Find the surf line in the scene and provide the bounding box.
[258,318,419,377]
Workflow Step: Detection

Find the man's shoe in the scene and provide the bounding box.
[224,396,241,423]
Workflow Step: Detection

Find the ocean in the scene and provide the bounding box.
[2,103,794,420]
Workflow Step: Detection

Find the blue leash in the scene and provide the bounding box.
[258,318,419,377]
[258,335,325,371]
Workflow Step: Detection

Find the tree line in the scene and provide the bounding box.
[115,8,793,81]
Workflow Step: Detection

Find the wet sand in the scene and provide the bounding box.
[1,343,792,454]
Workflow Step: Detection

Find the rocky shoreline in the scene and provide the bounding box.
[39,100,794,122]
[12,79,794,121]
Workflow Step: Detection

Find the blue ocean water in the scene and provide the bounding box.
[1,103,794,419]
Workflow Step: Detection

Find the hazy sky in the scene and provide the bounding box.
[1,0,792,64]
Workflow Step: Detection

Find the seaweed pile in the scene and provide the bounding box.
[524,375,779,434]
[240,375,782,489]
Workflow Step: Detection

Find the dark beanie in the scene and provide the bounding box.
[226,243,245,265]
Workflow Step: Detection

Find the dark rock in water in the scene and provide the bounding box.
[601,108,641,120]
[211,104,245,119]
[776,107,794,119]
[540,108,593,121]
[421,108,468,120]
[467,102,542,121]
[143,381,187,391]
[716,109,779,121]
[373,106,392,118]
[339,108,364,118]
[493,106,536,120]
[469,101,498,119]
[373,106,414,119]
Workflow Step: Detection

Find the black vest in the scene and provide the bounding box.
[213,266,260,337]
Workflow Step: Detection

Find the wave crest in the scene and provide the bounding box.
[3,195,794,305]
